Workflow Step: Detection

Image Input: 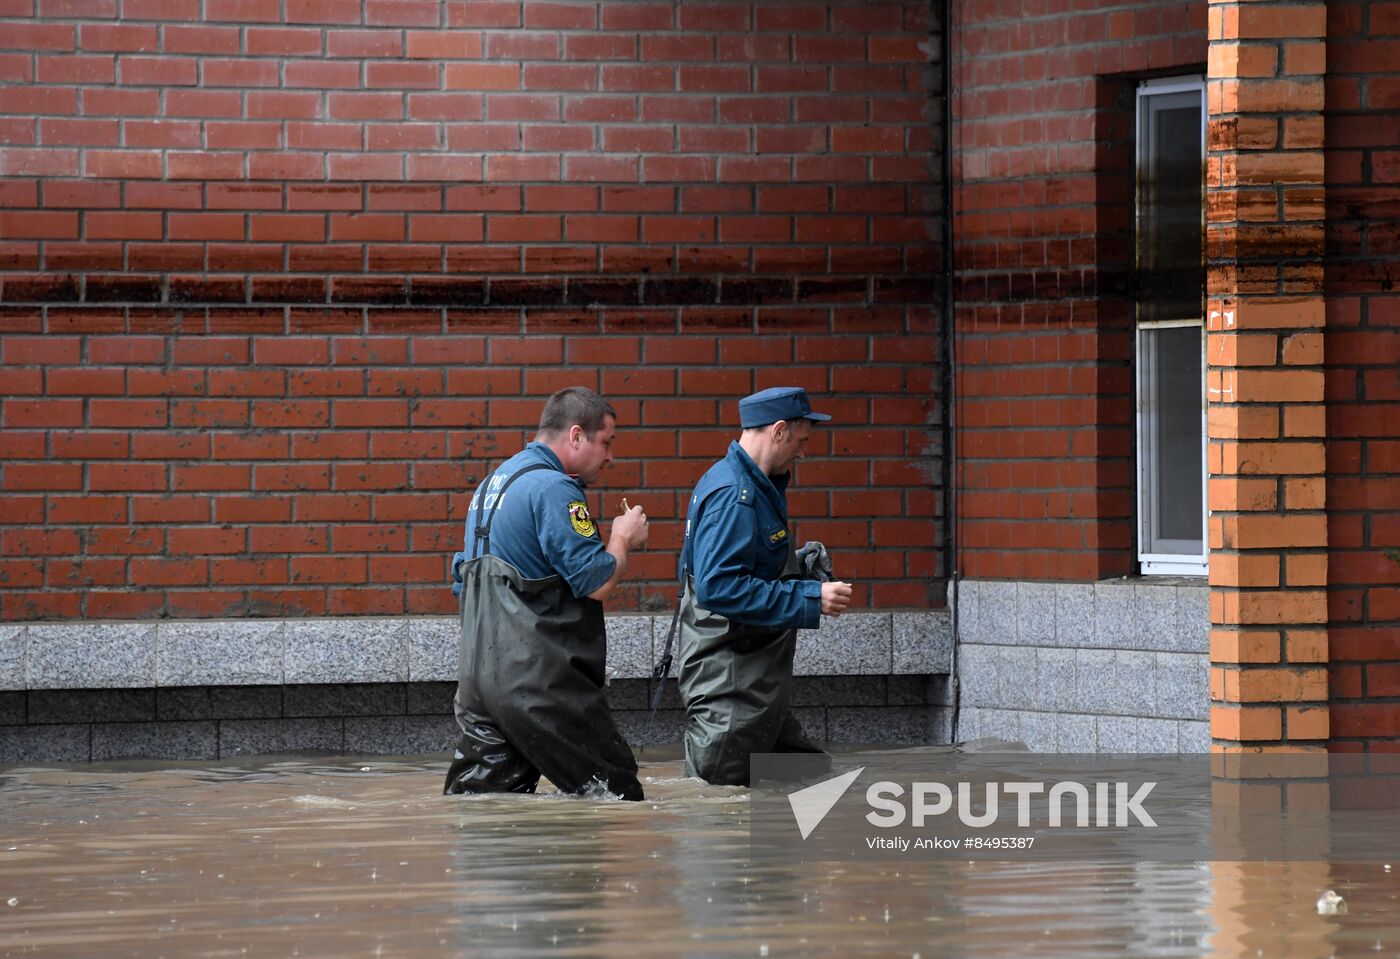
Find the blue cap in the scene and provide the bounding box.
[738,387,832,429]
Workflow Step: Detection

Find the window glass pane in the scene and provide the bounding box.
[1136,80,1206,573]
[1140,98,1203,324]
[1149,326,1203,548]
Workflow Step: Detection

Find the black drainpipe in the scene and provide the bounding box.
[940,0,961,744]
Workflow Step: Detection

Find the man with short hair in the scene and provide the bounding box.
[676,386,854,786]
[444,386,649,800]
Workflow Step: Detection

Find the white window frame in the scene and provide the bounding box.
[1135,77,1207,577]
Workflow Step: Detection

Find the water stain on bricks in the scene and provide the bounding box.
[566,278,638,305]
[489,278,565,306]
[642,277,716,305]
[331,278,407,305]
[523,309,600,335]
[798,277,868,302]
[84,276,162,303]
[408,278,486,307]
[873,277,930,303]
[441,310,517,335]
[287,308,362,334]
[252,278,327,304]
[170,278,246,304]
[3,274,79,303]
[720,277,792,304]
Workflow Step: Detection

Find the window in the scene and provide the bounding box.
[1136,77,1206,576]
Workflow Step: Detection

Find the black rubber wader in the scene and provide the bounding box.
[443,554,643,801]
[675,572,827,787]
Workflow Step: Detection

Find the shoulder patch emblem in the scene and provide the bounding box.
[768,528,788,545]
[567,500,597,538]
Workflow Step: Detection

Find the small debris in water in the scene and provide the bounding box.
[1316,890,1347,915]
[6,898,17,907]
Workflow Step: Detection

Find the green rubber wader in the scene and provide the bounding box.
[675,573,825,787]
[443,554,643,800]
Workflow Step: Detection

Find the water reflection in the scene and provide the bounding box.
[0,754,1397,958]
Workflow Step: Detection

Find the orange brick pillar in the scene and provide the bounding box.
[1206,1,1328,752]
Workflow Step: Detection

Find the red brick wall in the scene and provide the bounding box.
[1324,0,1400,750]
[0,1,945,621]
[951,0,1206,580]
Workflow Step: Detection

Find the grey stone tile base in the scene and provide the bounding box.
[953,576,1210,755]
[957,707,1209,754]
[957,577,1208,652]
[0,675,952,765]
[93,721,219,762]
[0,724,91,763]
[1,609,953,691]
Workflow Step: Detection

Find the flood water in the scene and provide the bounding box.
[2,750,1398,958]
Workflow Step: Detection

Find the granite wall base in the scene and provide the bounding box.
[953,578,1211,753]
[0,676,954,765]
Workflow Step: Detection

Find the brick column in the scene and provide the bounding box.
[1206,1,1328,751]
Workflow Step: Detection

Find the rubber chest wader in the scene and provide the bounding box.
[675,551,825,787]
[443,464,643,800]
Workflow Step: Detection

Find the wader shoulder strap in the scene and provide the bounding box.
[647,603,682,718]
[472,462,553,559]
[648,510,691,720]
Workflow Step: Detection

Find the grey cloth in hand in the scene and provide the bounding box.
[796,541,834,583]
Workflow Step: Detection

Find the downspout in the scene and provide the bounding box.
[940,0,961,744]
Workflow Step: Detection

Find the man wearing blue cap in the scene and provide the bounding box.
[675,386,854,785]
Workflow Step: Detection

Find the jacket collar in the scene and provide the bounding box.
[525,440,564,471]
[726,441,790,500]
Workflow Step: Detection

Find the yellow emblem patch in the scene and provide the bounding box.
[568,501,596,537]
[768,528,788,545]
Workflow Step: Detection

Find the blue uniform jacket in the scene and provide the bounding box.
[679,442,821,629]
[451,442,615,599]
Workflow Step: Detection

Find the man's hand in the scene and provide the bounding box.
[820,581,852,616]
[611,504,649,550]
[591,505,649,602]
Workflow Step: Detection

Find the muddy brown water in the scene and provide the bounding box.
[2,750,1398,958]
